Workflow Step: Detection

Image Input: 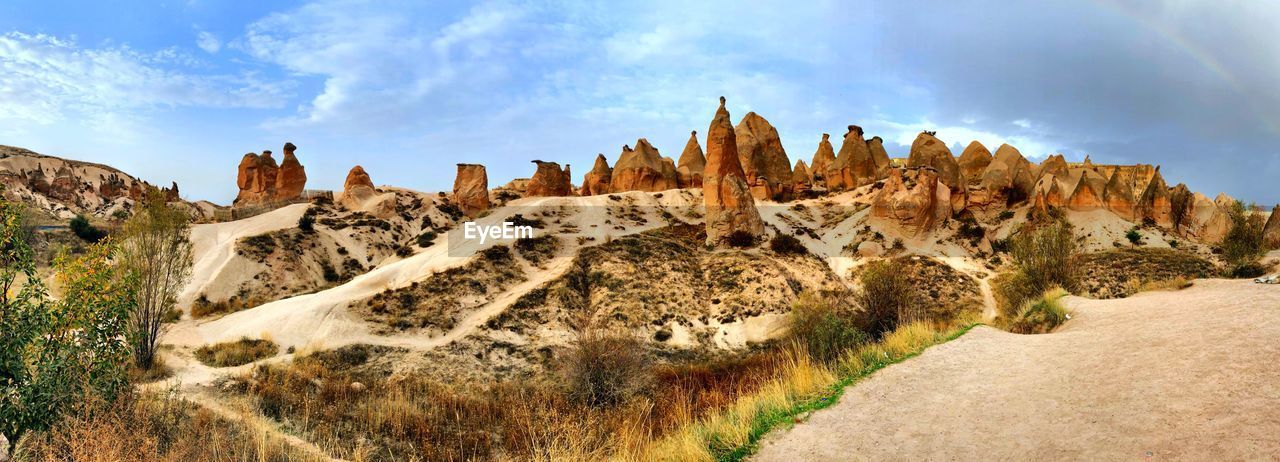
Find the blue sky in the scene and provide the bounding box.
[2,0,1278,205]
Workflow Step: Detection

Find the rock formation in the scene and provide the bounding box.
[1264,205,1280,247]
[1136,168,1173,227]
[868,136,892,177]
[703,97,764,245]
[792,160,812,196]
[235,143,307,206]
[735,112,793,200]
[871,167,951,234]
[1066,168,1107,211]
[610,139,679,192]
[957,141,992,186]
[810,133,835,186]
[526,161,573,197]
[276,142,307,200]
[452,164,490,217]
[341,165,377,205]
[906,132,961,190]
[827,125,877,191]
[580,154,612,196]
[676,131,706,188]
[975,143,1036,207]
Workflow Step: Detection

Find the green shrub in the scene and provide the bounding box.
[193,338,278,367]
[69,214,107,242]
[769,234,807,255]
[1125,227,1142,245]
[1221,201,1266,274]
[298,211,315,232]
[1228,262,1266,279]
[416,230,437,247]
[854,260,919,339]
[997,220,1079,313]
[1006,288,1070,334]
[788,293,867,364]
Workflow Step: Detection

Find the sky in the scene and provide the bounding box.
[2,0,1278,205]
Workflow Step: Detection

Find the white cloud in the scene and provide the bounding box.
[196,30,222,53]
[872,118,1058,160]
[0,31,290,133]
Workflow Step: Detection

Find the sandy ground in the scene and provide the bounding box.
[755,278,1280,461]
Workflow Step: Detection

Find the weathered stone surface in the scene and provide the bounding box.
[526,160,573,197]
[977,143,1036,207]
[276,142,307,201]
[827,125,877,191]
[957,141,992,186]
[1038,154,1069,181]
[234,143,307,206]
[1136,168,1173,227]
[703,97,764,245]
[677,131,706,188]
[810,133,836,186]
[452,163,490,217]
[868,136,891,177]
[611,139,679,192]
[792,159,812,196]
[580,154,613,196]
[735,112,792,200]
[1264,205,1280,247]
[906,132,961,190]
[1066,168,1107,211]
[871,167,951,234]
[342,165,376,205]
[1183,192,1231,244]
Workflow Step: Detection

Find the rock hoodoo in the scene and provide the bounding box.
[341,165,377,207]
[703,97,764,245]
[1264,205,1280,247]
[957,141,992,186]
[610,139,679,192]
[580,154,613,196]
[792,159,812,196]
[235,143,307,206]
[906,132,960,190]
[735,112,793,200]
[526,160,573,197]
[871,167,951,235]
[826,125,878,191]
[676,131,706,188]
[452,164,491,217]
[810,133,836,187]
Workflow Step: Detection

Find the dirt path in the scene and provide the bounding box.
[754,279,1280,460]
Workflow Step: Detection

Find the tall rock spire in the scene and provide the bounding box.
[703,97,764,245]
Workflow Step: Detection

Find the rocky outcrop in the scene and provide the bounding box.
[526,161,573,197]
[1066,168,1107,211]
[1136,168,1173,227]
[610,139,679,192]
[1264,205,1280,247]
[871,167,951,234]
[975,143,1036,207]
[580,154,613,196]
[906,132,960,190]
[276,142,307,200]
[341,165,377,206]
[810,133,835,186]
[792,160,812,196]
[235,143,307,206]
[676,131,706,188]
[957,141,992,186]
[703,97,764,245]
[868,136,891,176]
[735,112,793,200]
[827,125,877,191]
[452,164,490,217]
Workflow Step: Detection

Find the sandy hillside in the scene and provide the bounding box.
[754,278,1280,461]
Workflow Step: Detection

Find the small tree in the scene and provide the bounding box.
[854,259,919,339]
[0,201,133,457]
[119,190,194,370]
[1221,201,1265,270]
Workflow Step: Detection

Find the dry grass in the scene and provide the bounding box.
[1126,276,1194,295]
[1003,288,1070,334]
[17,391,320,462]
[194,338,278,368]
[1078,248,1213,298]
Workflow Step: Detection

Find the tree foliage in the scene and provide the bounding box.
[119,190,194,369]
[0,200,133,455]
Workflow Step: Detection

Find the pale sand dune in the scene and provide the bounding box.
[754,279,1280,461]
[179,203,310,306]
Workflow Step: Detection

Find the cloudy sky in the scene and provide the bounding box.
[2,0,1278,204]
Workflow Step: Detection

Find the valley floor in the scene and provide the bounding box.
[754,278,1280,460]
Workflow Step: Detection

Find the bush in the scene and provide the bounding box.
[769,234,807,255]
[1228,262,1267,279]
[298,210,316,232]
[1006,288,1070,334]
[561,332,652,408]
[1125,227,1142,245]
[69,214,107,242]
[416,230,437,247]
[193,338,278,367]
[853,260,919,339]
[788,293,867,364]
[997,210,1016,221]
[997,220,1079,313]
[1221,201,1265,273]
[725,230,757,248]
